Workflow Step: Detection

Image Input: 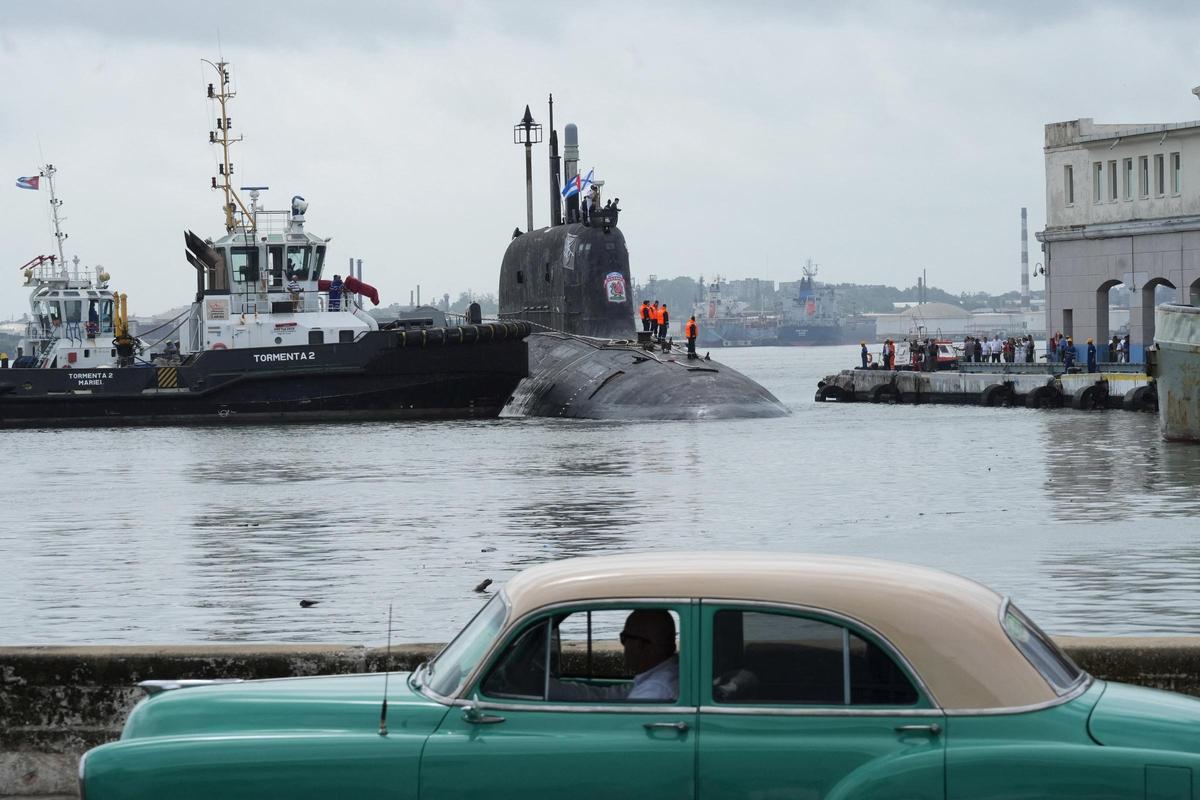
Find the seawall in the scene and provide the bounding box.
[4,638,1200,798]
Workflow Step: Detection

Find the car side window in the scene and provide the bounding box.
[710,609,918,706]
[480,607,682,704]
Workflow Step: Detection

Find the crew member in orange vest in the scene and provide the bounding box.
[640,300,652,332]
[684,315,698,357]
[658,304,669,340]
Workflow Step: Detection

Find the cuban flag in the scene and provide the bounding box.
[16,175,40,190]
[561,168,594,199]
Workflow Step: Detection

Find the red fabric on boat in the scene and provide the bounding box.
[316,276,380,305]
[344,276,380,306]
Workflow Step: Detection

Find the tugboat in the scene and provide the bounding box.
[0,60,530,428]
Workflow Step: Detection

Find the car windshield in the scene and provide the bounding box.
[1002,602,1084,694]
[424,594,507,698]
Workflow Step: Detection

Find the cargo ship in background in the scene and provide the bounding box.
[691,263,876,347]
[693,277,781,347]
[775,262,876,346]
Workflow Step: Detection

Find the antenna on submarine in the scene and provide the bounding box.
[379,603,393,737]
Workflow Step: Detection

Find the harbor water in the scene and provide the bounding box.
[3,344,1199,644]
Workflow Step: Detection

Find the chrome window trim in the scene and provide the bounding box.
[942,675,1095,717]
[699,704,944,718]
[455,697,698,715]
[457,596,695,704]
[416,592,510,704]
[998,596,1091,697]
[700,598,941,710]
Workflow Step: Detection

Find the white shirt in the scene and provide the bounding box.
[548,654,679,703]
[627,655,679,701]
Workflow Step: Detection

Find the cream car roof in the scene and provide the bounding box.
[502,552,1064,711]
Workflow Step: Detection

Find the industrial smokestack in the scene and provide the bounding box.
[1020,207,1030,310]
[564,123,579,223]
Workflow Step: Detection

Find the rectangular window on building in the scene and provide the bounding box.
[1123,158,1133,200]
[1155,154,1165,196]
[1064,165,1074,205]
[1171,152,1181,195]
[1108,161,1118,201]
[1093,162,1103,203]
[1139,156,1149,198]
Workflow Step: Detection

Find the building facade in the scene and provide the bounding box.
[1037,117,1200,361]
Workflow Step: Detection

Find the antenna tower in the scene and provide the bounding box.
[203,58,254,233]
[41,164,68,267]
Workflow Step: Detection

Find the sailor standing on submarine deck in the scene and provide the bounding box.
[658,304,670,340]
[685,316,699,358]
[640,300,652,332]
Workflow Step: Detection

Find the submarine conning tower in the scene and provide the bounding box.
[499,112,632,340]
[499,209,630,340]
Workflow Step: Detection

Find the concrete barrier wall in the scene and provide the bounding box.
[4,638,1200,798]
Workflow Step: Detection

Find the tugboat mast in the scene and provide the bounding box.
[42,164,68,268]
[202,58,255,233]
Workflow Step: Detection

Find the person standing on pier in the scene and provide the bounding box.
[861,342,869,369]
[685,315,698,358]
[1025,336,1035,363]
[974,337,982,363]
[1086,338,1098,373]
[1063,338,1076,370]
[886,339,895,369]
[991,334,1002,363]
[1122,334,1130,363]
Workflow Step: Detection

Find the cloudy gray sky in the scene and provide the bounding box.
[3,0,1199,317]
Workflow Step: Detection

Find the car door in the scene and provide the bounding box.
[419,601,697,800]
[697,602,945,800]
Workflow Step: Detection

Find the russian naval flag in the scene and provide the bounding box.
[16,175,40,190]
[561,168,594,199]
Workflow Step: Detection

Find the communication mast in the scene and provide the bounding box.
[203,58,255,233]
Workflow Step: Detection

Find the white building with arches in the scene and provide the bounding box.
[1037,116,1200,361]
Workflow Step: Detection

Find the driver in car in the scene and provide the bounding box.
[549,610,679,702]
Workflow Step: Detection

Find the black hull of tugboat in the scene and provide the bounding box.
[0,323,530,428]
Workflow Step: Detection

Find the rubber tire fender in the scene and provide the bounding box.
[870,384,899,404]
[1122,385,1157,413]
[1024,386,1062,409]
[980,383,1012,407]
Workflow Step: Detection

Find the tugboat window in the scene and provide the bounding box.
[230,247,260,283]
[268,246,285,288]
[99,300,114,333]
[287,246,311,280]
[339,330,354,343]
[309,330,325,345]
[313,245,326,280]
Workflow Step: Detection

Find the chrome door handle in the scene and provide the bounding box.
[643,721,689,732]
[895,723,941,736]
[462,705,506,725]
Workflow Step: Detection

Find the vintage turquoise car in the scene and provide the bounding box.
[81,553,1200,798]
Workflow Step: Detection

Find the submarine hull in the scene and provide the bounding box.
[502,332,789,420]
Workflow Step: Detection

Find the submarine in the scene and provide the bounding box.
[497,103,788,420]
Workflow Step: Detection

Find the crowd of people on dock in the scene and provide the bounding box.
[857,331,1134,374]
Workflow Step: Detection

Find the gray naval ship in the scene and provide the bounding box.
[497,104,787,420]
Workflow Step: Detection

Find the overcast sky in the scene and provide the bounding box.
[3,0,1199,317]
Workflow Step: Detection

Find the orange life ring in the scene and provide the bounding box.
[211,342,228,350]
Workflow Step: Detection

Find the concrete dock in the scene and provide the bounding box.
[817,364,1157,411]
